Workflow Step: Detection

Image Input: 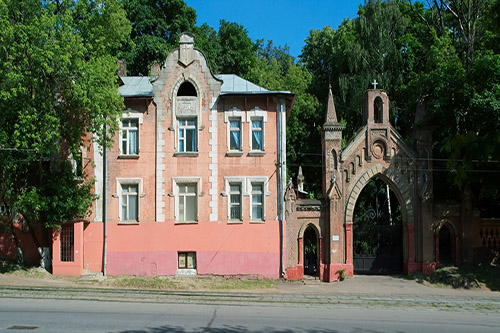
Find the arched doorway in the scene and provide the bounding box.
[438,224,455,266]
[303,225,319,276]
[353,177,403,274]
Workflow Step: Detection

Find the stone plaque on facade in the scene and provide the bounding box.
[176,97,197,116]
[179,33,195,66]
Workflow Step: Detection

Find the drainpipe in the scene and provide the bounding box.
[277,98,286,277]
[103,125,108,277]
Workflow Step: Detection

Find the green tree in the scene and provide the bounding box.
[216,19,258,78]
[404,0,500,214]
[0,0,131,265]
[192,23,220,73]
[122,0,196,75]
[248,41,320,191]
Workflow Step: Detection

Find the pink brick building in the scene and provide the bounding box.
[51,33,294,277]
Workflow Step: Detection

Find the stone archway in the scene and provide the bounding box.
[435,221,458,266]
[351,176,404,273]
[303,225,319,276]
[297,222,323,279]
[344,164,416,273]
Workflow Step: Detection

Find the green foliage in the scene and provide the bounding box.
[247,41,320,187]
[0,0,129,242]
[338,268,347,281]
[122,0,196,75]
[192,23,220,73]
[215,20,258,78]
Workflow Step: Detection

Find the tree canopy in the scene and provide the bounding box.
[0,0,131,254]
[121,0,196,75]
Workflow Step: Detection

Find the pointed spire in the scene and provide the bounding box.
[326,85,338,123]
[415,97,427,124]
[297,166,304,192]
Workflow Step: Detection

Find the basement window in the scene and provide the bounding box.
[178,252,196,269]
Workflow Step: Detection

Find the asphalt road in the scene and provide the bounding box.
[1,297,499,333]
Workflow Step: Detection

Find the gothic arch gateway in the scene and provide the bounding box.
[285,87,436,281]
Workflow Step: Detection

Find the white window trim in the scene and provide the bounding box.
[224,108,245,153]
[246,176,270,222]
[119,110,143,156]
[246,107,267,152]
[223,176,246,221]
[177,118,198,153]
[171,78,202,151]
[116,178,144,223]
[172,177,201,223]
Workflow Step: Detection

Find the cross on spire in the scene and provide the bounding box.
[372,79,378,89]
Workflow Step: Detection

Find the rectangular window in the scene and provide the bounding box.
[178,118,197,152]
[251,118,263,151]
[178,183,197,222]
[178,252,196,269]
[121,119,139,155]
[229,183,242,220]
[60,224,74,262]
[251,182,264,221]
[121,184,138,221]
[229,119,241,151]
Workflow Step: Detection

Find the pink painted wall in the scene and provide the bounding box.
[52,222,84,277]
[104,220,280,278]
[83,223,103,273]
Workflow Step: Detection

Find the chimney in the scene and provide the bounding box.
[117,59,127,77]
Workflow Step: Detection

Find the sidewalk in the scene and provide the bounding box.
[1,272,500,311]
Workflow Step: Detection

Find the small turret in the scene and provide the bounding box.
[297,166,305,192]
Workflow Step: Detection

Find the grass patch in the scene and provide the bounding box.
[109,277,184,290]
[104,275,277,291]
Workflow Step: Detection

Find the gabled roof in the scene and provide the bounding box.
[118,76,153,98]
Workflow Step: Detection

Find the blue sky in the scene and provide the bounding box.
[185,0,365,59]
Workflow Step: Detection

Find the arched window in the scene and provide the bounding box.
[175,81,198,153]
[331,149,338,170]
[374,96,383,123]
[177,81,197,96]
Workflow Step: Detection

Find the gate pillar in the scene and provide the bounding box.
[404,222,419,274]
[345,221,353,264]
[298,237,303,265]
[319,236,324,280]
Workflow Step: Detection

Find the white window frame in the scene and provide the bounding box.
[223,177,246,222]
[119,110,143,156]
[177,117,197,152]
[246,176,270,222]
[116,178,143,223]
[224,108,245,153]
[176,251,197,276]
[178,252,197,269]
[229,183,242,221]
[172,177,201,223]
[247,108,267,152]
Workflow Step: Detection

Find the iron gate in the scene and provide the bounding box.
[353,179,402,274]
